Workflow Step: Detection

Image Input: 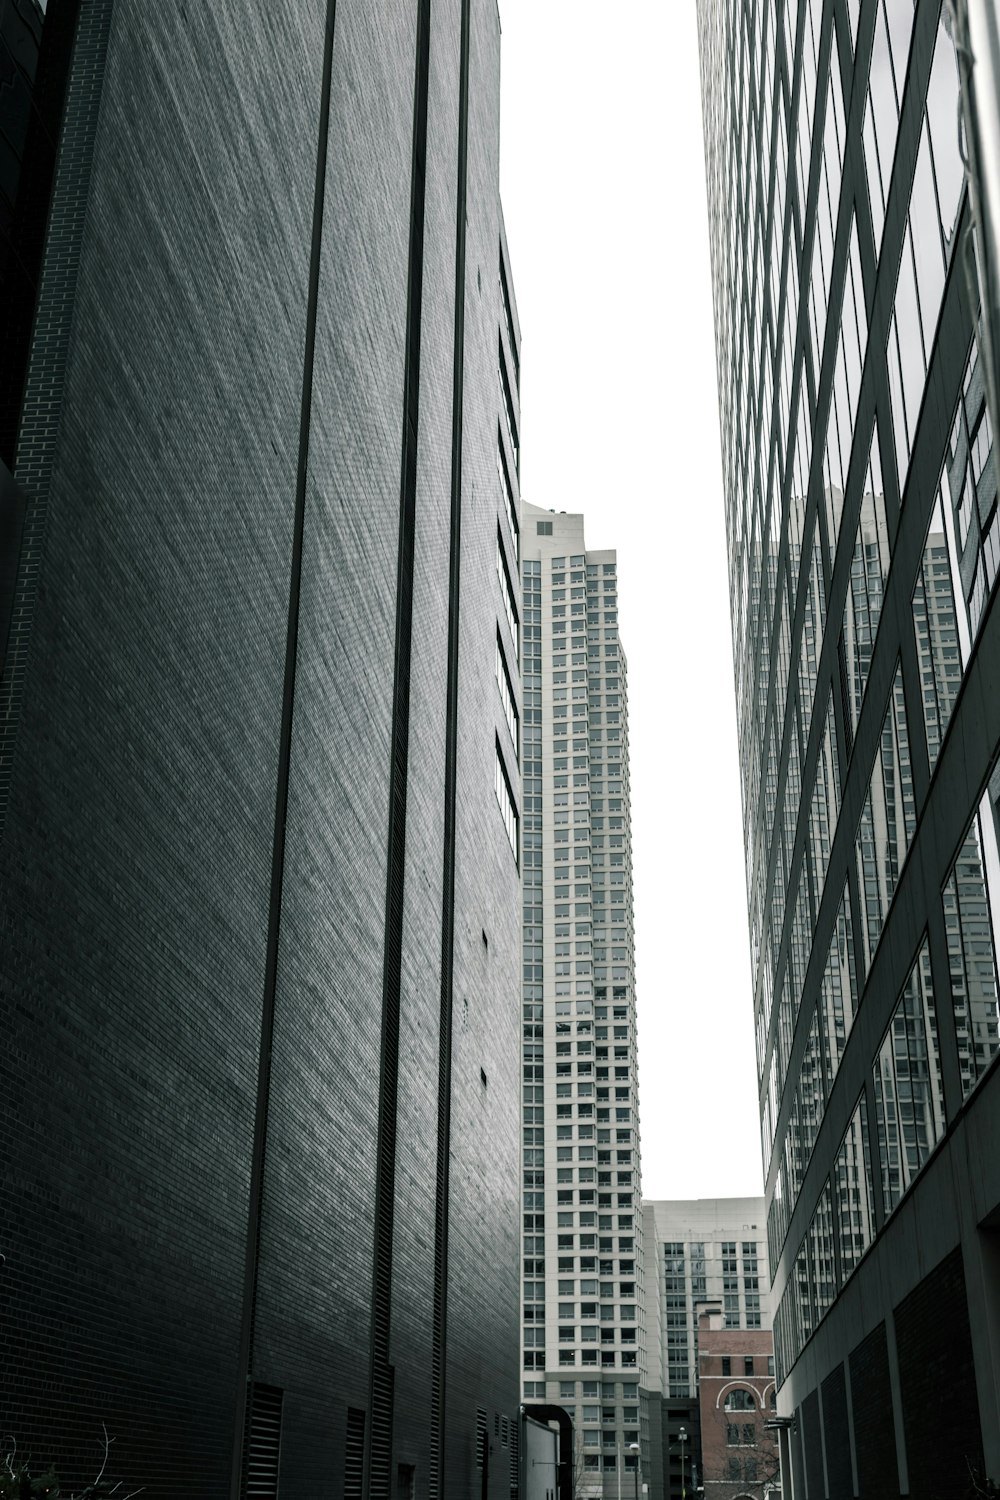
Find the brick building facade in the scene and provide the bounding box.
[697,1307,779,1500]
[0,3,524,1496]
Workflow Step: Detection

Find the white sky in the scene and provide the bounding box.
[498,3,764,1201]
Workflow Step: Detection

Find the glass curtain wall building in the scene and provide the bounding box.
[698,0,1000,1494]
[520,503,649,1498]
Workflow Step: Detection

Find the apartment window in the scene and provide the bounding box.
[495,633,519,757]
[495,741,518,861]
[537,520,553,535]
[496,528,519,660]
[727,1389,755,1411]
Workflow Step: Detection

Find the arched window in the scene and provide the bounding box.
[724,1388,757,1412]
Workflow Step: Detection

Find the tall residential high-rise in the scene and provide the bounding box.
[0,5,524,1497]
[520,503,648,1499]
[698,1,1000,1495]
[643,1199,773,1500]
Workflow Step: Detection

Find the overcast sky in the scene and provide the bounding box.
[498,3,764,1202]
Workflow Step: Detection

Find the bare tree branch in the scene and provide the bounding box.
[93,1423,111,1489]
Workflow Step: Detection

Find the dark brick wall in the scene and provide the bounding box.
[801,1387,824,1499]
[820,1364,852,1500]
[0,1,520,1496]
[440,0,521,1493]
[0,1,315,1490]
[849,1322,897,1500]
[895,1248,985,1500]
[790,1415,807,1500]
[248,1,416,1489]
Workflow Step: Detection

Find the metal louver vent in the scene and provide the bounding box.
[242,1382,282,1499]
[345,1407,366,1500]
[476,1407,488,1472]
[509,1418,519,1500]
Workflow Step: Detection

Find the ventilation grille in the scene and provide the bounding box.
[370,1361,395,1497]
[477,1407,488,1471]
[242,1382,282,1499]
[345,1407,366,1500]
[509,1418,519,1500]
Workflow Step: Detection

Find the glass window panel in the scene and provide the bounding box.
[910,122,946,353]
[889,226,926,493]
[847,0,861,55]
[769,1159,788,1270]
[789,862,812,1008]
[924,16,965,261]
[809,688,841,904]
[797,1006,827,1172]
[798,539,826,733]
[842,217,867,419]
[833,327,853,496]
[886,310,908,494]
[843,437,891,732]
[864,98,887,252]
[784,696,802,872]
[795,1225,815,1346]
[867,4,900,247]
[943,777,1000,1098]
[829,28,845,170]
[777,967,795,1080]
[764,717,779,853]
[762,1046,778,1179]
[912,492,963,770]
[771,822,787,946]
[873,938,946,1215]
[834,1092,876,1280]
[883,0,915,106]
[809,1182,837,1322]
[819,879,859,1086]
[855,665,916,973]
[775,583,791,735]
[943,336,998,644]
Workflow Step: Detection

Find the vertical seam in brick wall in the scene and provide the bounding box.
[228,4,339,1497]
[367,2,432,1495]
[0,0,112,837]
[429,2,471,1496]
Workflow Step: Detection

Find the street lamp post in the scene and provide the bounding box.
[628,1442,641,1500]
[679,1427,688,1500]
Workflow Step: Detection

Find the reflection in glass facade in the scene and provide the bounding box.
[872,939,945,1215]
[944,785,1000,1097]
[698,0,1000,1441]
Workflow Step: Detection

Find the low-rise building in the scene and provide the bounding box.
[697,1305,779,1500]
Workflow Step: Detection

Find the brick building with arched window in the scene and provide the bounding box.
[698,1305,780,1500]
